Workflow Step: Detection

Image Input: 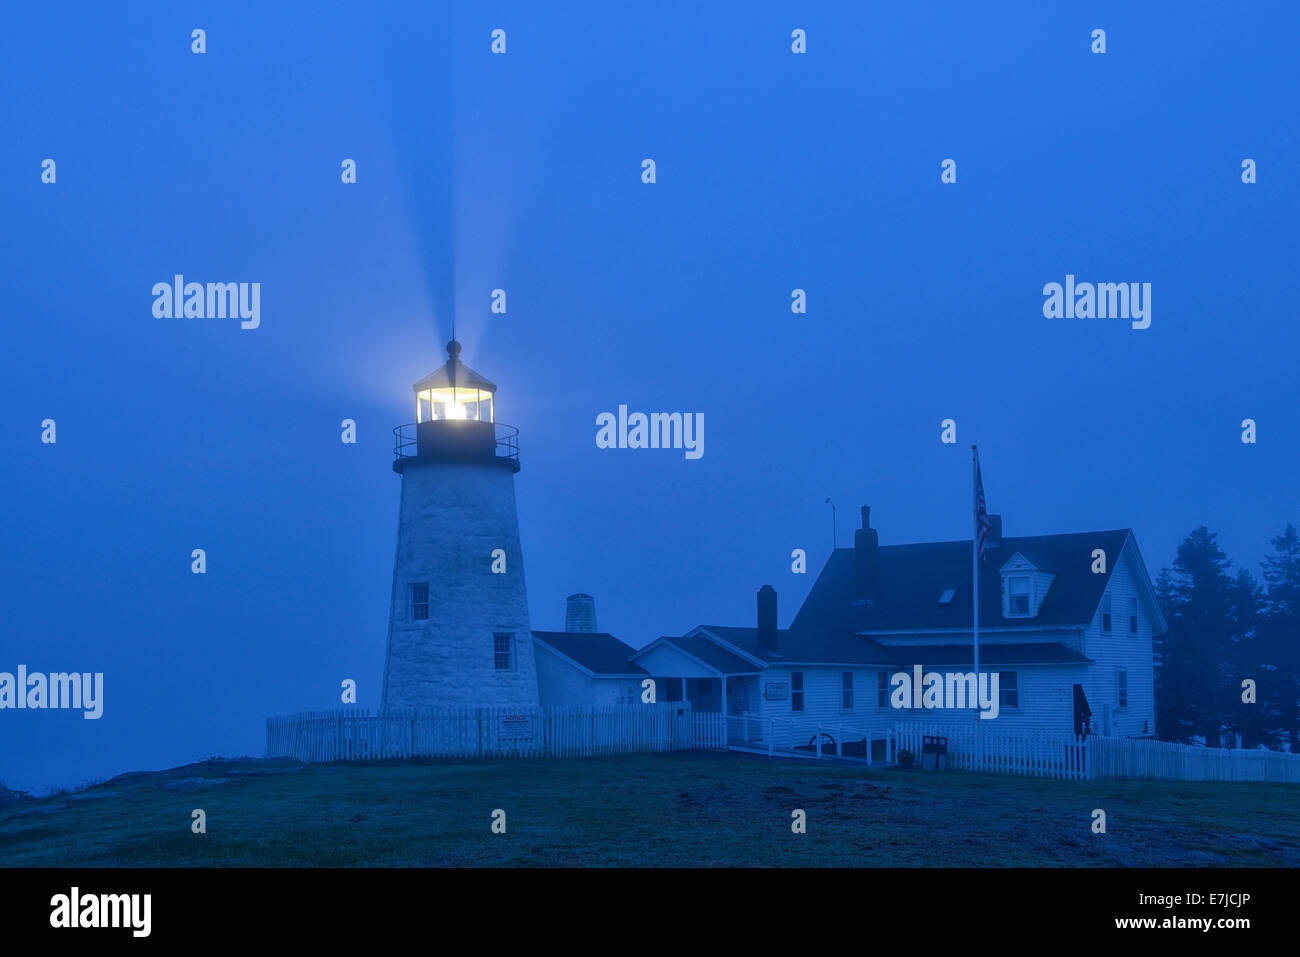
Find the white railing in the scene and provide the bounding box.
[725,712,765,745]
[727,713,895,764]
[267,703,725,763]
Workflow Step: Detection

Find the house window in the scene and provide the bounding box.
[1117,669,1128,709]
[410,583,429,621]
[791,672,804,712]
[842,672,854,710]
[938,587,956,605]
[1129,597,1138,635]
[493,633,514,672]
[1008,577,1030,616]
[877,671,890,708]
[1101,594,1113,633]
[999,671,1019,710]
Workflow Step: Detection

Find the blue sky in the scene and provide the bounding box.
[2,2,1297,792]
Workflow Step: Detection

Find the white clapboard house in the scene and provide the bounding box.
[533,508,1165,751]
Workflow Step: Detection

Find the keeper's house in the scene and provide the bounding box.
[534,508,1165,749]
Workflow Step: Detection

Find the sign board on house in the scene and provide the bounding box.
[498,714,534,740]
[764,682,789,701]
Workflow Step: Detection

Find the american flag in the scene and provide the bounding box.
[974,458,991,561]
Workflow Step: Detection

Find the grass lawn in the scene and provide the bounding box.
[3,751,1298,866]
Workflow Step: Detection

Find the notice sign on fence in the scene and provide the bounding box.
[498,714,534,740]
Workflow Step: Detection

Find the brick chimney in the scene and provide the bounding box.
[565,593,597,633]
[757,585,777,652]
[854,505,879,598]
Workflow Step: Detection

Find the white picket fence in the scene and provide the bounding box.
[694,710,727,751]
[1089,735,1300,783]
[894,722,1300,783]
[266,703,726,763]
[894,722,1089,780]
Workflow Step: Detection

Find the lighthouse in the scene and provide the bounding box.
[380,341,540,711]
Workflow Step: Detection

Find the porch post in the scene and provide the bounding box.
[681,676,687,704]
[721,676,728,742]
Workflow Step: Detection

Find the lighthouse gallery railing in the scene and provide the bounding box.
[392,421,520,463]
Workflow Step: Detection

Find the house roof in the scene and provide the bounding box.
[532,632,647,676]
[790,529,1134,637]
[633,634,762,675]
[692,626,785,662]
[1002,550,1058,573]
[690,627,1087,668]
[868,642,1091,667]
[695,625,896,666]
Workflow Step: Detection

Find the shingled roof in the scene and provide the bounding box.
[633,634,763,675]
[868,642,1092,667]
[790,529,1134,637]
[688,626,1088,668]
[532,632,648,676]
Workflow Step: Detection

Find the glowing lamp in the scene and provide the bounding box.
[412,340,496,424]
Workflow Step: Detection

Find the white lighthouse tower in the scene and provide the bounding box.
[380,340,540,711]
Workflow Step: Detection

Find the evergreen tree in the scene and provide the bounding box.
[1260,525,1300,752]
[1225,568,1272,747]
[1154,527,1235,745]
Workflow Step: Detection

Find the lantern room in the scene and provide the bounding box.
[413,340,496,423]
[394,340,519,473]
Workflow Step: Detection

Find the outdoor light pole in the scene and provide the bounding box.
[825,498,836,550]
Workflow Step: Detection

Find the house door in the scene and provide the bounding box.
[691,678,720,711]
[1073,684,1092,737]
[728,678,748,715]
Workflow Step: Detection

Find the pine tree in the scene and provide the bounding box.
[1225,568,1272,747]
[1154,528,1235,745]
[1260,525,1300,752]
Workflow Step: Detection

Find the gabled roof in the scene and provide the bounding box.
[690,626,784,663]
[1000,550,1057,573]
[532,632,647,677]
[631,634,762,675]
[790,529,1135,636]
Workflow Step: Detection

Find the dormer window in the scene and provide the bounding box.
[938,587,957,605]
[999,552,1055,619]
[1008,577,1030,616]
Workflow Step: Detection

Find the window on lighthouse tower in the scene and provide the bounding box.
[493,633,515,672]
[410,584,429,621]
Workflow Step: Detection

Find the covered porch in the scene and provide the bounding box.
[628,637,761,744]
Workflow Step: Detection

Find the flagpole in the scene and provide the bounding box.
[972,445,982,770]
